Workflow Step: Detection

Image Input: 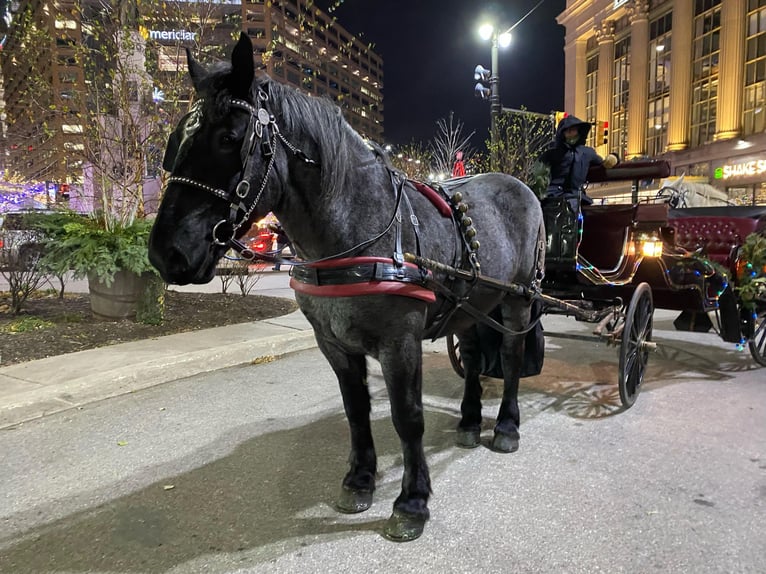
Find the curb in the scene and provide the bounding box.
[0,326,317,429]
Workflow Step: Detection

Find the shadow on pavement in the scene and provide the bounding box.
[0,407,467,572]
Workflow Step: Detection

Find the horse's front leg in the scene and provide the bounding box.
[315,336,377,514]
[492,299,531,453]
[456,325,484,448]
[378,337,431,541]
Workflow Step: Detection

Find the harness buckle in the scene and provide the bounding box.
[235,180,250,199]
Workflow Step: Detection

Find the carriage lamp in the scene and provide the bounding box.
[635,234,663,258]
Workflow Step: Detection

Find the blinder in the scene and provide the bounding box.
[162,100,204,172]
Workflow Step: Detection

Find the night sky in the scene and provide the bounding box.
[315,0,567,149]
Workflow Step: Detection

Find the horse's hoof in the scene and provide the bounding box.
[335,487,373,514]
[383,509,428,542]
[490,431,519,453]
[456,428,481,449]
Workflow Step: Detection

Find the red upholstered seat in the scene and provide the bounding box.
[669,216,764,268]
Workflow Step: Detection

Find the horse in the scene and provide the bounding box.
[655,175,733,208]
[148,33,545,541]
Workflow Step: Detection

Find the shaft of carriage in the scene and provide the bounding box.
[405,252,657,409]
[404,252,622,323]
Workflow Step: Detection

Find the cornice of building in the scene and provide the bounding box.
[558,0,628,44]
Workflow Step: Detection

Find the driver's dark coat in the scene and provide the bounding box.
[539,115,604,201]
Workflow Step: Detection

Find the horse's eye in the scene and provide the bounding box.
[220,134,238,147]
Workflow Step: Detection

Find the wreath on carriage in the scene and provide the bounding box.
[736,233,766,309]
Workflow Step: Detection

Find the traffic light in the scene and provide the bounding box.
[553,111,569,127]
[474,65,490,99]
[595,120,609,146]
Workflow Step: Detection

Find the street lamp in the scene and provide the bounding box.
[476,23,511,169]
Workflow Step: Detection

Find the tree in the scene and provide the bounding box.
[429,112,475,178]
[1,0,225,228]
[478,108,555,183]
[389,143,432,181]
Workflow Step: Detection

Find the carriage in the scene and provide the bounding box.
[446,160,766,408]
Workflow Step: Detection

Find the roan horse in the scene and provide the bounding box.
[149,33,545,541]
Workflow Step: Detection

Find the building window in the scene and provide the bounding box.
[648,11,672,156]
[743,0,766,135]
[690,0,721,146]
[612,36,630,159]
[585,53,598,148]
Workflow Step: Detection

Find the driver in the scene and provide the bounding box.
[538,115,619,210]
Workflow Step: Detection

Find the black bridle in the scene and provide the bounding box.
[655,185,686,209]
[164,88,317,260]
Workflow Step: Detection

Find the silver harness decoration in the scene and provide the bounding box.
[165,89,316,259]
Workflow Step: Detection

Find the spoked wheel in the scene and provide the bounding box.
[748,308,766,367]
[618,282,654,409]
[446,334,464,378]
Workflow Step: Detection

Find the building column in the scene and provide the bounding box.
[667,0,694,151]
[715,0,746,141]
[573,38,588,120]
[562,36,579,115]
[627,0,650,159]
[595,19,615,156]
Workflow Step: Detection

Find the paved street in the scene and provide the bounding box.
[1,307,764,573]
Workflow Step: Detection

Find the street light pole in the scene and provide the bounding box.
[489,31,500,170]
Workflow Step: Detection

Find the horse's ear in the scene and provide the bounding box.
[230,32,255,98]
[186,48,206,92]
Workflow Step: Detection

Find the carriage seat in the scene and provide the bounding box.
[668,215,766,268]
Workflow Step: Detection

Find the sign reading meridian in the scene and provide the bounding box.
[149,29,197,41]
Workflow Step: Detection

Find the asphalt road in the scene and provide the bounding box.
[1,312,764,573]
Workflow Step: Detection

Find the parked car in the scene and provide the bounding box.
[245,227,276,254]
[0,211,46,270]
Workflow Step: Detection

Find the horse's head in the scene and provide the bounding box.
[149,33,283,284]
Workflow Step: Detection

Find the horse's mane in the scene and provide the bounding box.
[193,64,365,198]
[258,76,367,197]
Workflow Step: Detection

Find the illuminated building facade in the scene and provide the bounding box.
[557,0,766,204]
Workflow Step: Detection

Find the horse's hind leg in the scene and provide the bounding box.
[492,298,531,453]
[378,338,431,541]
[456,324,484,448]
[315,338,377,514]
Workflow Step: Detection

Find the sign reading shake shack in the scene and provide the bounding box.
[714,157,766,181]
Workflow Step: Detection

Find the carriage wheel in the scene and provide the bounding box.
[446,334,465,378]
[748,309,766,367]
[618,282,654,409]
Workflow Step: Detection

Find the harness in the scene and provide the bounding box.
[162,87,537,337]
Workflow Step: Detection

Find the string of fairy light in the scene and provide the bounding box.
[0,182,49,213]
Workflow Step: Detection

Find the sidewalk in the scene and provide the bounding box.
[0,271,317,429]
